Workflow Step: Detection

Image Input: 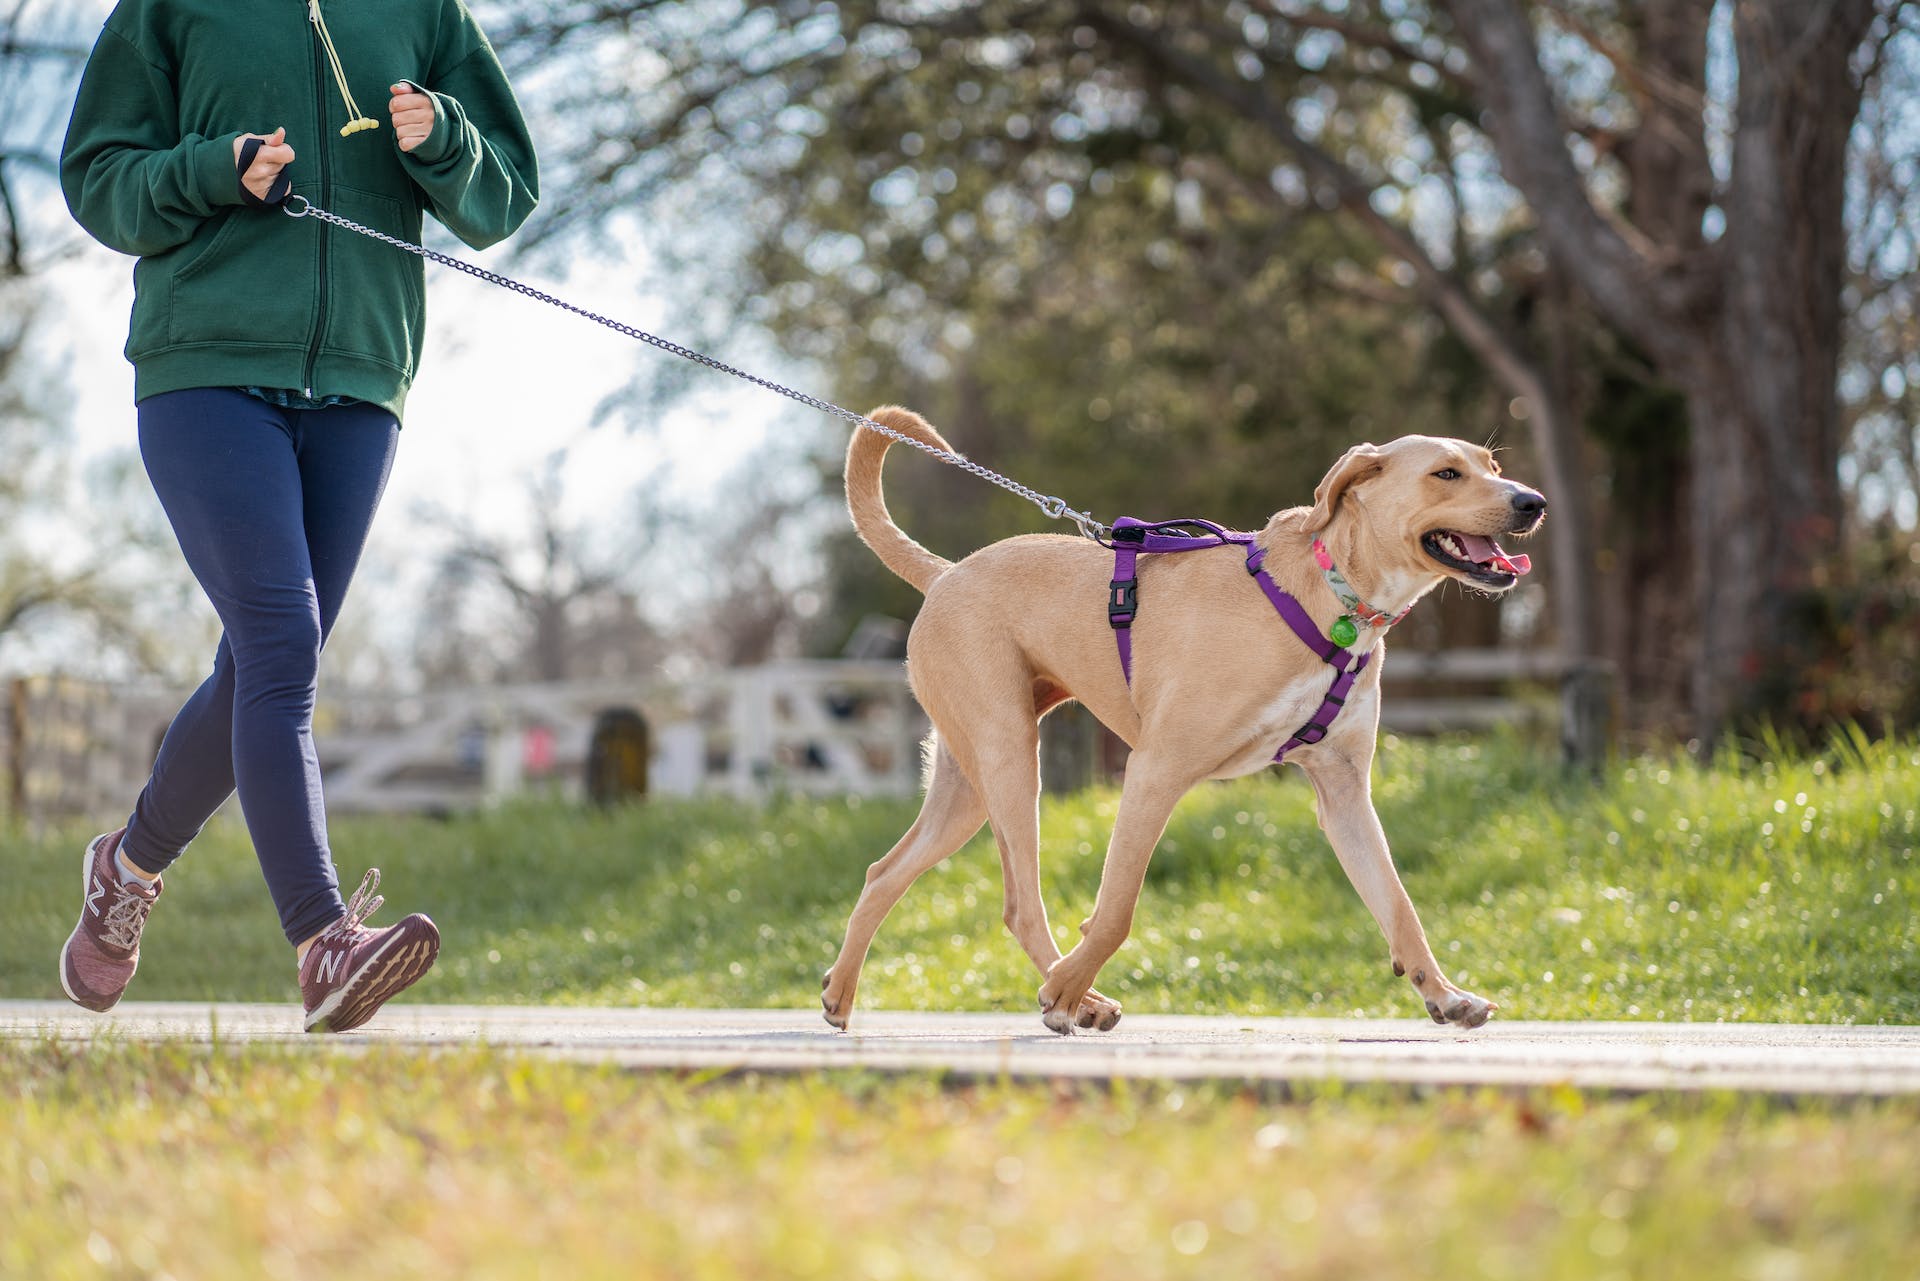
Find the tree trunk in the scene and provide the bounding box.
[1447,0,1875,741]
[1675,0,1865,737]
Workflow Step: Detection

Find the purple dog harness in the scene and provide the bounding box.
[1105,517,1372,762]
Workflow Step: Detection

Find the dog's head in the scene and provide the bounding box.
[1308,436,1546,592]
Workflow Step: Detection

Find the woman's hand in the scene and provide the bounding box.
[233,127,295,201]
[388,84,436,153]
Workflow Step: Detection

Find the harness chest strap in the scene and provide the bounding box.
[1244,544,1372,759]
[1108,518,1372,763]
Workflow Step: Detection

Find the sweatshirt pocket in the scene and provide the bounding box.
[165,208,309,348]
[321,185,424,375]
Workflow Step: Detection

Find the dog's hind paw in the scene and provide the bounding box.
[1075,990,1123,1032]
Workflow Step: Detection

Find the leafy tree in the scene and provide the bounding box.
[501,0,1914,740]
[502,0,1546,652]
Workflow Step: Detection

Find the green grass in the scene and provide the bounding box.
[4,1042,1919,1281]
[2,730,1916,1023]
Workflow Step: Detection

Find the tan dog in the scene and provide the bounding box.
[821,408,1547,1035]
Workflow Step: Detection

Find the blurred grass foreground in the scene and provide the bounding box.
[7,1045,1920,1281]
[3,730,1914,1024]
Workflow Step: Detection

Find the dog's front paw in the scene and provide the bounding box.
[821,968,855,1032]
[1423,987,1496,1030]
[1037,981,1083,1037]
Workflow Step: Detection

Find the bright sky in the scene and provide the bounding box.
[51,232,778,523]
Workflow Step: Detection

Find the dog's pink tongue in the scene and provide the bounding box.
[1456,533,1531,576]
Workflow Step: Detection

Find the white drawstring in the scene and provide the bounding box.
[308,0,379,136]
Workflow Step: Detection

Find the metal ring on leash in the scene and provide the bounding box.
[275,198,1109,540]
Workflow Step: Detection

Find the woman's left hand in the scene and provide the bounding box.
[388,84,436,152]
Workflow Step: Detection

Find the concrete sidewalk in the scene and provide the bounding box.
[4,1000,1917,1095]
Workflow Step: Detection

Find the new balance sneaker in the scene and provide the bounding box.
[59,828,162,1012]
[299,868,440,1033]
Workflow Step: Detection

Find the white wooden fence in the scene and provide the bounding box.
[1,676,181,828]
[2,649,1609,823]
[311,660,926,813]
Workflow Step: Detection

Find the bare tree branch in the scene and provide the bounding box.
[1250,1,1476,95]
[1439,0,1687,350]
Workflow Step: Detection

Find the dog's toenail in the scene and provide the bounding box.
[1413,969,1427,985]
[1392,961,1405,977]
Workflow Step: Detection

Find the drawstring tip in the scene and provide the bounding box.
[339,117,381,137]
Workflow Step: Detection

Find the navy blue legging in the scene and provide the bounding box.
[122,388,398,946]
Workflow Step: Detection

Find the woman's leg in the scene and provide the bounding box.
[124,388,397,945]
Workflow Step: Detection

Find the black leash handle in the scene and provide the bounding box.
[236,135,293,209]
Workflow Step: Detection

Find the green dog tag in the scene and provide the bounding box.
[1330,615,1358,647]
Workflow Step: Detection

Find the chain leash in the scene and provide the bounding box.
[282,197,1109,540]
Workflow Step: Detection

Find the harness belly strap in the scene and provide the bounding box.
[1107,520,1371,763]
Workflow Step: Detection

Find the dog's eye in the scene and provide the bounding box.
[1433,468,1461,481]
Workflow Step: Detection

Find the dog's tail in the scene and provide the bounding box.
[845,406,955,595]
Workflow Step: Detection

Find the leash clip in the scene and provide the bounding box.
[1066,506,1108,542]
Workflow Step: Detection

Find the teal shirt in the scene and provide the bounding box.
[61,0,539,420]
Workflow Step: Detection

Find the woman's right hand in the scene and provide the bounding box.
[233,127,296,202]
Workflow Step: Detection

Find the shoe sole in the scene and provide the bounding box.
[58,834,123,1013]
[304,917,441,1034]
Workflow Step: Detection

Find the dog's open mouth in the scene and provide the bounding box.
[1423,530,1531,588]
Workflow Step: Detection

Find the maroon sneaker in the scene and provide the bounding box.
[299,869,440,1033]
[59,829,162,1012]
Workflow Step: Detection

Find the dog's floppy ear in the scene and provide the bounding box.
[1307,443,1385,530]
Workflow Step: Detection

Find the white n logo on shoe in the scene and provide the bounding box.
[313,949,345,985]
[86,876,107,918]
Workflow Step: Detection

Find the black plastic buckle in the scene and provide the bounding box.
[1112,524,1147,545]
[1108,578,1138,628]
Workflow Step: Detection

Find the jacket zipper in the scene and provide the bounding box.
[302,0,331,399]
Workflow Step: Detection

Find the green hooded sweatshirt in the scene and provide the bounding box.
[61,0,539,419]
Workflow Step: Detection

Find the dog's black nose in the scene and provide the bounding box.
[1511,490,1546,519]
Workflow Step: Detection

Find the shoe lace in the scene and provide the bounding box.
[335,868,386,937]
[101,887,154,951]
